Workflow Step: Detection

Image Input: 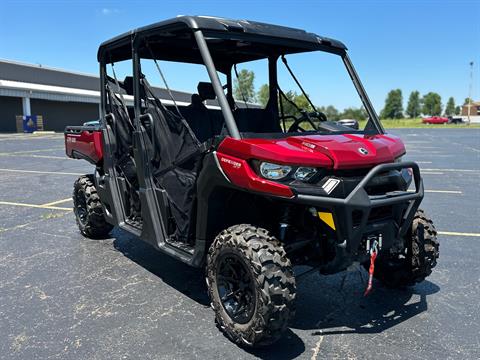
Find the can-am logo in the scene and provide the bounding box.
[358,147,369,155]
[221,157,242,169]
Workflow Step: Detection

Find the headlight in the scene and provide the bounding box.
[294,167,317,181]
[259,162,292,180]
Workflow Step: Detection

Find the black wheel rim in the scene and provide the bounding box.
[74,189,88,226]
[216,252,256,324]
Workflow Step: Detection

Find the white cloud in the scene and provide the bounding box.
[100,8,120,16]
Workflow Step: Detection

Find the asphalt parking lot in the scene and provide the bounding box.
[0,128,479,359]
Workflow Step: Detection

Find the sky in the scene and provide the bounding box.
[0,0,479,112]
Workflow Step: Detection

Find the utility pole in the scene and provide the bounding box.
[468,61,474,124]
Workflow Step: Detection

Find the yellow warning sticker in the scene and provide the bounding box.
[318,212,336,230]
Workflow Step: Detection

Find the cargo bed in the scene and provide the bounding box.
[64,125,103,164]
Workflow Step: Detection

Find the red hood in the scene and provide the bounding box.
[218,133,406,169]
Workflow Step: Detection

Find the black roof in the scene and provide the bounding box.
[98,16,347,70]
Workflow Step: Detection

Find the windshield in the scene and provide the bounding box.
[229,50,381,136]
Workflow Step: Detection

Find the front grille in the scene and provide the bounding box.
[352,205,393,227]
[365,182,401,195]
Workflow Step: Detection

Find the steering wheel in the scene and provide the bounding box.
[286,111,328,133]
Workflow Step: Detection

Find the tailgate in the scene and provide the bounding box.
[64,126,103,164]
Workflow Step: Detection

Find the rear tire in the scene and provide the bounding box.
[206,224,296,347]
[369,209,439,288]
[73,175,113,239]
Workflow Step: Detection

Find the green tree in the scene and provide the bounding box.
[293,93,313,112]
[455,105,461,115]
[257,84,269,107]
[318,105,340,121]
[279,90,298,116]
[464,97,473,105]
[380,89,404,119]
[422,92,442,116]
[279,91,314,117]
[406,91,421,118]
[445,97,456,116]
[233,69,256,103]
[341,107,368,121]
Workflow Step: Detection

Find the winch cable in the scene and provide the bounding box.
[233,64,249,109]
[364,239,379,296]
[280,55,318,112]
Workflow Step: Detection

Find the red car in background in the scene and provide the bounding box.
[422,116,449,124]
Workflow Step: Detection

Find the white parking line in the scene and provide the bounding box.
[0,201,71,211]
[445,140,480,153]
[0,147,64,155]
[0,154,68,160]
[42,198,72,206]
[0,168,82,176]
[408,189,462,194]
[422,168,479,173]
[425,190,462,194]
[0,135,61,142]
[438,231,480,237]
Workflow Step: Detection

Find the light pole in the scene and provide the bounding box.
[467,61,474,124]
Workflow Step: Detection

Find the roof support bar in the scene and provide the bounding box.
[99,62,107,123]
[193,29,241,139]
[342,54,384,134]
[268,56,279,115]
[132,48,141,127]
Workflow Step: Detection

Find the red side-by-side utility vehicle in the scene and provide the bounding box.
[65,16,439,347]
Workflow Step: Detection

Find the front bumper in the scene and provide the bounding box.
[291,161,423,256]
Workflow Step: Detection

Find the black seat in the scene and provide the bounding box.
[197,82,216,100]
[180,82,223,143]
[123,76,134,95]
[233,108,281,133]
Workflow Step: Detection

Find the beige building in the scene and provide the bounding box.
[461,101,480,116]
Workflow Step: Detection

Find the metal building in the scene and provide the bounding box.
[0,59,194,132]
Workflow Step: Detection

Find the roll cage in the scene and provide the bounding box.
[98,15,384,138]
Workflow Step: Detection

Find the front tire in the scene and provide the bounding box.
[73,175,113,239]
[370,209,439,288]
[206,224,296,347]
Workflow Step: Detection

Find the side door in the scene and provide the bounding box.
[97,62,140,232]
[131,67,204,261]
